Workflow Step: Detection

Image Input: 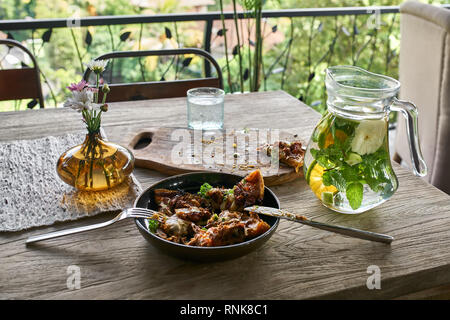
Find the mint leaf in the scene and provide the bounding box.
[361,148,390,192]
[310,146,343,169]
[346,182,363,210]
[341,164,360,183]
[323,169,346,192]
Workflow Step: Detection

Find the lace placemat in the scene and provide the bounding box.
[0,132,142,232]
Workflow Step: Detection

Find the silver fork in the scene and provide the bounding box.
[25,207,157,245]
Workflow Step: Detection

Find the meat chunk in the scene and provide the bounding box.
[201,170,265,211]
[205,187,238,211]
[187,220,246,247]
[175,206,211,223]
[205,210,241,228]
[154,189,206,215]
[204,210,270,239]
[171,193,203,209]
[267,140,305,172]
[160,214,194,243]
[233,169,265,209]
[241,212,271,239]
[154,189,179,215]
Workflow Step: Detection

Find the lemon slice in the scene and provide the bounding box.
[306,162,338,200]
[322,129,348,149]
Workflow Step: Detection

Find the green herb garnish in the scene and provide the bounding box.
[148,220,159,233]
[198,183,213,198]
[222,189,234,201]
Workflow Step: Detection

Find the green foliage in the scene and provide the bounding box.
[0,0,448,112]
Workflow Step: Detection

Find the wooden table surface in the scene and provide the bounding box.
[1,91,450,300]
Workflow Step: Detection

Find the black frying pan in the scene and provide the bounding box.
[134,172,280,262]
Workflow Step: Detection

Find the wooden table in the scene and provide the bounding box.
[1,91,450,300]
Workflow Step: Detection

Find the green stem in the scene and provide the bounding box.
[252,3,263,92]
[102,92,108,104]
[174,22,180,80]
[107,25,115,81]
[97,142,111,188]
[76,160,85,184]
[304,16,316,102]
[95,73,99,103]
[265,37,291,82]
[31,29,36,57]
[219,0,233,92]
[385,14,397,74]
[70,28,84,74]
[38,69,57,107]
[138,23,146,81]
[247,15,253,91]
[160,55,176,80]
[351,15,357,65]
[367,28,378,70]
[232,0,244,92]
[281,18,294,90]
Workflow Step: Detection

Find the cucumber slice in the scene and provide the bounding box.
[345,152,362,166]
[321,191,334,205]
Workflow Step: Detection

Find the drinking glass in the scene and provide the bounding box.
[187,87,224,130]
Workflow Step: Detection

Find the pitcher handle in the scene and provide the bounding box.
[391,98,427,177]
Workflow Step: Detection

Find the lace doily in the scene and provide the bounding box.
[0,132,142,232]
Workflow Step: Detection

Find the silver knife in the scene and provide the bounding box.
[245,206,394,244]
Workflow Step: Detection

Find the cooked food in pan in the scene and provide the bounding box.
[147,170,271,247]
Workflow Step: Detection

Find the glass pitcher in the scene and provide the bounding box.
[304,66,427,214]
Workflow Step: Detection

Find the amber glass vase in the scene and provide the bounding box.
[57,133,134,191]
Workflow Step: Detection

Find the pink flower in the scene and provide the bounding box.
[67,80,88,92]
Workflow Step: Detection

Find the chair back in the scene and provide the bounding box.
[83,48,223,102]
[395,1,450,193]
[0,39,44,108]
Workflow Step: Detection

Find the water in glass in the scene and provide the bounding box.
[187,87,224,130]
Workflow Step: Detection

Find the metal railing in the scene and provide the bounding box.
[1,5,449,110]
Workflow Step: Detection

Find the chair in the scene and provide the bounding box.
[394,1,450,193]
[82,48,223,102]
[0,39,44,108]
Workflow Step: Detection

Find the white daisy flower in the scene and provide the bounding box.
[63,89,95,112]
[86,59,108,74]
[350,119,387,155]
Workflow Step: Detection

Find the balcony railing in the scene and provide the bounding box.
[1,5,449,112]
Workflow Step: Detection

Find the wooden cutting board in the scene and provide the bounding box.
[125,127,306,186]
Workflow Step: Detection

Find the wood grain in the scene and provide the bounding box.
[0,91,450,300]
[126,127,304,186]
